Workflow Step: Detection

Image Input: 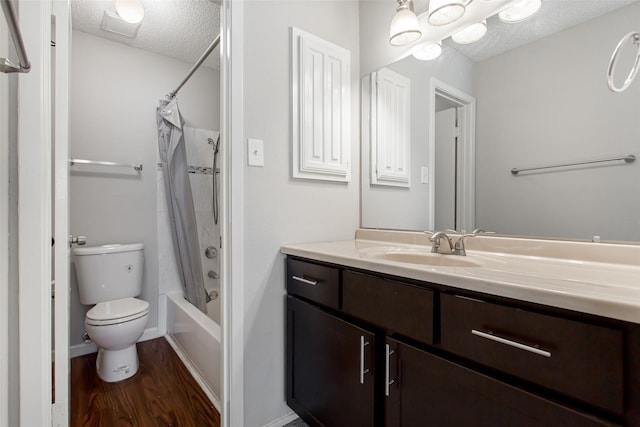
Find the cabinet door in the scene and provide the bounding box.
[384,337,617,427]
[287,296,375,427]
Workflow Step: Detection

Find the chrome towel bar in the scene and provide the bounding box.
[511,154,635,175]
[0,0,31,74]
[69,158,143,172]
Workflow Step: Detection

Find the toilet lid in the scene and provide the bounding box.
[86,297,149,326]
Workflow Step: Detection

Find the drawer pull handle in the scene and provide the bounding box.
[360,336,370,384]
[385,344,395,397]
[291,275,318,286]
[471,329,551,358]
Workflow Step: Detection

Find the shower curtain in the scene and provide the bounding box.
[157,98,208,313]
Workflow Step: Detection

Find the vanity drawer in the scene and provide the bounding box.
[440,293,624,415]
[342,270,434,345]
[287,258,340,310]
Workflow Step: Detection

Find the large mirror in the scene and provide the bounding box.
[361,0,640,242]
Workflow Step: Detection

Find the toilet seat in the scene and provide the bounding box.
[86,297,149,326]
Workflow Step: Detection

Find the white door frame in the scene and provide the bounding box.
[52,1,71,425]
[221,0,244,425]
[17,0,53,425]
[0,9,10,427]
[429,78,476,233]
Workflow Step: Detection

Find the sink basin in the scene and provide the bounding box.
[361,248,482,268]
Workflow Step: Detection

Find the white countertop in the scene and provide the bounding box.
[281,230,640,324]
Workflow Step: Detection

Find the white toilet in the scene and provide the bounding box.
[73,243,150,382]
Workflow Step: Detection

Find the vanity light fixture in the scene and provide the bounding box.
[115,0,145,24]
[428,0,466,26]
[412,41,443,60]
[451,19,488,44]
[498,0,541,23]
[389,0,423,46]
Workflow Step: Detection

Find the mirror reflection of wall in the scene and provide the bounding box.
[361,0,640,242]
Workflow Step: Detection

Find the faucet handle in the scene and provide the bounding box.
[452,233,478,256]
[472,228,495,235]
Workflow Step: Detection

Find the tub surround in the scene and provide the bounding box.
[281,229,640,324]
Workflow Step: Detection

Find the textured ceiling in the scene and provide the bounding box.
[415,0,639,62]
[71,0,221,69]
[71,0,638,68]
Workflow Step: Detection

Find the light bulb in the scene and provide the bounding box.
[412,42,443,61]
[115,0,145,24]
[389,1,422,46]
[498,0,541,24]
[451,20,487,44]
[428,0,466,26]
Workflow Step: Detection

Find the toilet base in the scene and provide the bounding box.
[96,344,139,382]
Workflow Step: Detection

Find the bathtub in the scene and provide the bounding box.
[165,291,221,412]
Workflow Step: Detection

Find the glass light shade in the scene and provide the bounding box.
[389,7,422,46]
[451,20,488,44]
[115,0,145,24]
[428,0,466,26]
[498,0,541,23]
[412,42,443,60]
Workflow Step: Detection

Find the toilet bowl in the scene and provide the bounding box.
[85,297,150,382]
[73,243,149,382]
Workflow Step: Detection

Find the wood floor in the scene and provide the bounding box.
[71,337,220,427]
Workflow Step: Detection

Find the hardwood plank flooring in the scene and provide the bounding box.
[71,337,220,427]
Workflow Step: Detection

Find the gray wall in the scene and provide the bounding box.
[475,3,640,241]
[69,31,219,347]
[359,0,412,76]
[242,1,360,424]
[361,49,474,230]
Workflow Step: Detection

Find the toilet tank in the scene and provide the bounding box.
[73,243,145,305]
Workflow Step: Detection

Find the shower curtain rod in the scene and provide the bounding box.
[0,0,31,73]
[166,34,221,100]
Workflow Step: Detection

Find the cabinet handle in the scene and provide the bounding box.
[360,336,370,384]
[471,329,551,358]
[291,275,318,286]
[385,344,395,397]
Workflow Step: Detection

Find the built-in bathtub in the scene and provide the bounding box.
[165,291,221,412]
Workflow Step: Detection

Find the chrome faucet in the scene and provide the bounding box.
[430,232,454,254]
[452,234,477,256]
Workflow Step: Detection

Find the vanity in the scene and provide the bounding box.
[282,230,640,426]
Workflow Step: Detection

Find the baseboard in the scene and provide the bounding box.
[69,341,97,359]
[139,326,160,342]
[262,411,299,427]
[164,334,222,413]
[69,326,160,359]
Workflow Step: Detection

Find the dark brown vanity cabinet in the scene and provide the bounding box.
[440,293,624,416]
[384,337,615,427]
[286,296,376,427]
[286,256,630,426]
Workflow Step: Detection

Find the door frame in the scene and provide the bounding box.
[428,78,476,233]
[16,0,54,425]
[1,8,10,426]
[221,0,245,424]
[52,0,71,425]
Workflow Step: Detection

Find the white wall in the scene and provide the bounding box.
[361,49,474,230]
[242,1,360,425]
[475,3,640,241]
[69,31,219,347]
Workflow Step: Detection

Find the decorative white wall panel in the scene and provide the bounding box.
[371,68,411,187]
[291,27,351,182]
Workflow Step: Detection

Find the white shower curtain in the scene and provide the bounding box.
[157,98,208,313]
